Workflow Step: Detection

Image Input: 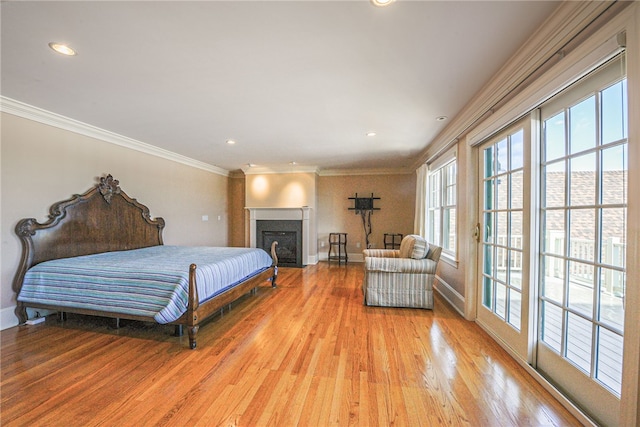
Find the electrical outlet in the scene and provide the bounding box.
[320,241,325,247]
[356,242,361,248]
[202,215,209,221]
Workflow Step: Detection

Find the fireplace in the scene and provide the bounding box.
[257,220,302,267]
[247,207,311,266]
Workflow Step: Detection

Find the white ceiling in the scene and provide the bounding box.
[1,1,560,174]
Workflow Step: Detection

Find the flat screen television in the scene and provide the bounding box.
[349,193,379,212]
[355,197,373,211]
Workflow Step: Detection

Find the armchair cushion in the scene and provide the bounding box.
[398,234,429,259]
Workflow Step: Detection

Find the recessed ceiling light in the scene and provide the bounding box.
[289,161,297,165]
[48,42,77,56]
[436,116,448,122]
[366,132,377,137]
[226,139,236,145]
[370,0,395,7]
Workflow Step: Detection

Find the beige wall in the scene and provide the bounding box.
[245,172,317,208]
[317,174,415,258]
[1,113,230,316]
[242,172,414,262]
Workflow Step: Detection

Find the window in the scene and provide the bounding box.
[427,152,457,259]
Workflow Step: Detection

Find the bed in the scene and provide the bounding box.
[12,174,278,349]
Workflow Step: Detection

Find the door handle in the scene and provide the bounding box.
[473,223,481,242]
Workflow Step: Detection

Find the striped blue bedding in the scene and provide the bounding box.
[18,246,273,324]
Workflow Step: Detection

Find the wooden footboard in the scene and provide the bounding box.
[180,257,277,349]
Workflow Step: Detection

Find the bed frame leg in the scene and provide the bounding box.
[188,325,199,349]
[174,325,183,336]
[271,266,278,287]
[15,304,28,324]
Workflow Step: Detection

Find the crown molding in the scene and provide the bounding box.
[0,96,230,177]
[317,167,413,177]
[412,0,619,170]
[232,166,412,177]
[1,97,414,179]
[241,165,320,175]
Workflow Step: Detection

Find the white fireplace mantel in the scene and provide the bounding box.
[246,207,311,265]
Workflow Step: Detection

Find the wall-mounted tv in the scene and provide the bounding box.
[348,193,380,212]
[355,197,373,211]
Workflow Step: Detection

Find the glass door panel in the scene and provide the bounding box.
[537,56,626,426]
[477,117,531,361]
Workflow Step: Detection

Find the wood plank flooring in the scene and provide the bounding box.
[1,262,582,426]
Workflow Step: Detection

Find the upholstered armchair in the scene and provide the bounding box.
[362,234,442,309]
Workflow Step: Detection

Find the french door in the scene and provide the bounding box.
[476,117,533,361]
[537,57,627,426]
[476,56,627,427]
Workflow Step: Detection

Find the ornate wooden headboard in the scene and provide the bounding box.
[13,174,165,296]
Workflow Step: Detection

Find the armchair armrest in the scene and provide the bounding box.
[362,249,400,258]
[365,256,438,274]
[427,244,442,263]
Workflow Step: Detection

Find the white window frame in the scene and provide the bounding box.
[427,146,457,265]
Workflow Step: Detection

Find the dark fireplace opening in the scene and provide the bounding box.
[263,231,296,264]
[257,220,303,267]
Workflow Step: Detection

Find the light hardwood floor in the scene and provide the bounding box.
[1,262,582,426]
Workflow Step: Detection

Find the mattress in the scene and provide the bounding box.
[18,246,273,323]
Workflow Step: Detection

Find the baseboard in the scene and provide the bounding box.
[433,275,465,316]
[306,254,319,265]
[317,252,364,263]
[348,252,364,263]
[1,306,57,330]
[1,305,19,330]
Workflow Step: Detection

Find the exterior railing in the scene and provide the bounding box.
[494,233,625,296]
